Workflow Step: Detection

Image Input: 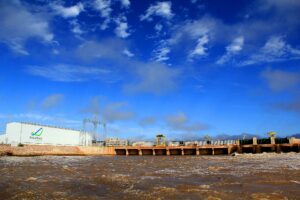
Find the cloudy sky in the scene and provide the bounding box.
[1,0,300,140]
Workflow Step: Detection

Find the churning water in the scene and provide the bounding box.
[0,154,300,199]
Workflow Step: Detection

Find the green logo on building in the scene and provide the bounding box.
[31,128,43,137]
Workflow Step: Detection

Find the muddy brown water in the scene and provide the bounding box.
[0,153,300,200]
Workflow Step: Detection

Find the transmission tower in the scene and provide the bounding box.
[83,118,107,143]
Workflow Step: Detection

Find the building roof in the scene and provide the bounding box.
[8,121,82,132]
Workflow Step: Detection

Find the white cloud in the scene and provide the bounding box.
[9,42,30,55]
[168,16,222,61]
[70,19,84,35]
[74,40,180,95]
[0,1,53,55]
[274,97,300,114]
[153,45,171,62]
[93,0,130,33]
[94,0,112,18]
[124,62,181,95]
[52,49,60,55]
[81,96,102,116]
[103,102,134,122]
[119,0,130,8]
[26,64,112,82]
[188,34,209,60]
[262,0,300,9]
[52,2,84,18]
[216,36,244,65]
[41,94,64,109]
[166,112,208,132]
[101,19,110,30]
[139,117,156,127]
[76,39,126,60]
[168,14,299,64]
[259,0,300,27]
[261,68,300,92]
[140,1,174,21]
[0,113,81,126]
[227,36,244,52]
[123,49,134,57]
[169,17,217,45]
[114,18,130,38]
[263,36,300,57]
[2,113,53,121]
[82,97,134,123]
[93,0,112,30]
[154,23,163,33]
[241,36,300,65]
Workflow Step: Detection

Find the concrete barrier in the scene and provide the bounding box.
[0,145,116,156]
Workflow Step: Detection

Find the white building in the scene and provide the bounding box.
[105,137,128,147]
[132,141,154,147]
[4,122,92,146]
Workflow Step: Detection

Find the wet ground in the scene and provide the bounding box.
[0,153,300,200]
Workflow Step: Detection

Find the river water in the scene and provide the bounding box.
[0,153,300,200]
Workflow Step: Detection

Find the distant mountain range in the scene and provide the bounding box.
[213,133,300,140]
[213,133,259,140]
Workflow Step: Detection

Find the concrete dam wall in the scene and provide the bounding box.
[0,145,115,156]
[116,137,300,156]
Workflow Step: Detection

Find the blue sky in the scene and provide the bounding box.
[1,0,300,140]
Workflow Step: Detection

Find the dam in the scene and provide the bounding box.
[1,137,300,156]
[115,137,300,156]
